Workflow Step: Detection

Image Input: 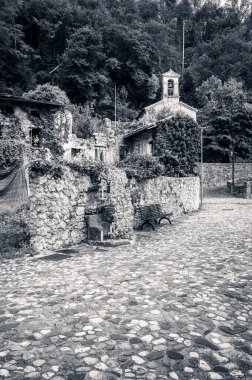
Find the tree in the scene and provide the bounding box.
[57,23,159,118]
[188,27,252,90]
[57,26,106,104]
[196,76,252,162]
[0,0,34,92]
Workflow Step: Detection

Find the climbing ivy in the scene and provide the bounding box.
[0,112,28,168]
[67,159,106,184]
[154,115,200,176]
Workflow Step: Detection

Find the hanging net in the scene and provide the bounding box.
[0,164,29,213]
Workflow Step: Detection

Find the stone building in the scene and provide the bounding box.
[0,93,72,160]
[123,70,198,157]
[67,119,118,164]
[0,94,118,164]
[137,69,198,123]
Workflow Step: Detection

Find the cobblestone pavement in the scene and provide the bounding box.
[1,190,252,380]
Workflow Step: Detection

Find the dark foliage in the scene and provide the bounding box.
[154,115,200,176]
[0,205,32,259]
[30,160,64,179]
[118,154,165,180]
[196,77,252,162]
[0,0,251,119]
[67,159,105,183]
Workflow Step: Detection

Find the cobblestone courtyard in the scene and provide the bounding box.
[0,189,252,380]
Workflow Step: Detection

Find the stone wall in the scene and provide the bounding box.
[29,167,134,251]
[83,167,134,239]
[131,176,200,227]
[104,168,134,237]
[29,167,200,251]
[203,163,252,187]
[29,167,91,251]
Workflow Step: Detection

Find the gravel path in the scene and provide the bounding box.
[0,189,252,380]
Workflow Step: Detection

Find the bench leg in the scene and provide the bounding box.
[141,221,155,231]
[158,217,172,225]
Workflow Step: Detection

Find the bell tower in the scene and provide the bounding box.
[162,69,180,102]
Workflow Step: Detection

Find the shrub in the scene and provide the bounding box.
[118,154,165,181]
[67,158,106,183]
[23,83,70,105]
[0,139,25,168]
[0,111,28,168]
[0,205,33,259]
[30,159,64,179]
[71,104,94,139]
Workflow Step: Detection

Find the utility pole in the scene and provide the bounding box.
[114,84,117,130]
[197,123,207,207]
[231,138,235,194]
[182,20,185,75]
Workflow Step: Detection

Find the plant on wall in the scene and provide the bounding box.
[23,84,71,158]
[0,111,28,168]
[154,115,200,176]
[118,154,165,181]
[30,159,64,179]
[24,83,70,105]
[67,158,106,184]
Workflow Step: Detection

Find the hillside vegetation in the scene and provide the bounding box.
[0,0,251,120]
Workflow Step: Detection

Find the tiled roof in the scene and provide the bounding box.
[0,93,64,107]
[124,116,173,138]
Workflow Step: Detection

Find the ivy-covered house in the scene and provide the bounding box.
[123,70,198,157]
[0,93,73,208]
[0,93,72,158]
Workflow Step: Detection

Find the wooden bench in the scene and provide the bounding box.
[137,204,172,230]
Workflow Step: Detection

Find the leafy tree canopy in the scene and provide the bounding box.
[196,76,252,162]
[0,0,251,121]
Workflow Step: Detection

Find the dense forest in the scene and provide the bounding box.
[0,0,252,120]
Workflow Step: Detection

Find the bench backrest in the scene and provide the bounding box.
[147,204,160,218]
[138,205,153,220]
[138,204,164,220]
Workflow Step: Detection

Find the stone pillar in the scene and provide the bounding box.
[245,181,251,199]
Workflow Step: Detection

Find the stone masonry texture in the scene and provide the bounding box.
[203,163,252,187]
[29,168,91,252]
[0,189,251,379]
[29,167,200,251]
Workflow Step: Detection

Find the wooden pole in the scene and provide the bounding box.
[200,127,203,207]
[182,20,185,74]
[114,84,117,130]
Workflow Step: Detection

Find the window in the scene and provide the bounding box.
[168,79,174,96]
[1,105,14,116]
[30,128,41,148]
[30,110,40,117]
[71,148,81,157]
[146,141,154,155]
[95,146,106,162]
